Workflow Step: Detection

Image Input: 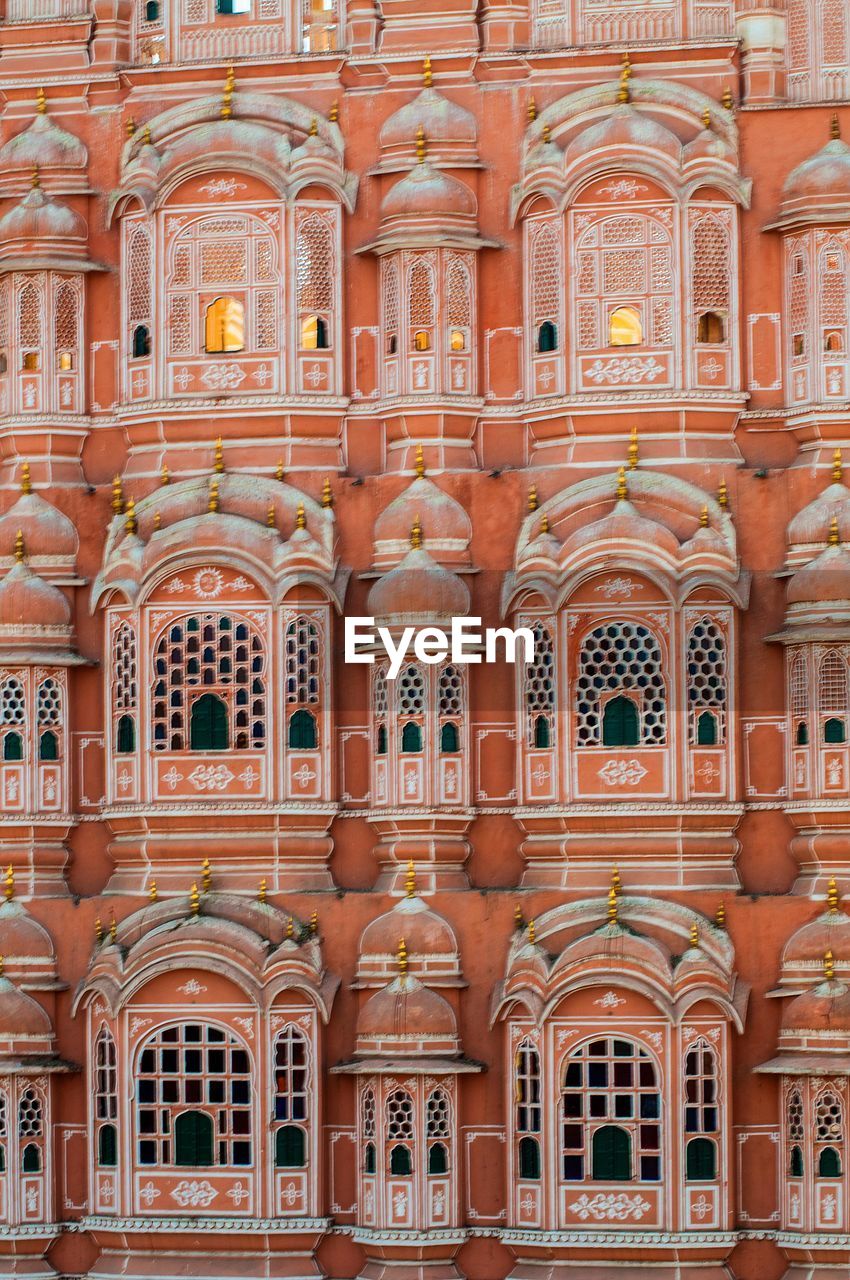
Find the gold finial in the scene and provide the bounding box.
[828,876,840,913]
[831,113,840,141]
[275,459,285,482]
[36,87,47,115]
[93,917,102,945]
[309,117,318,138]
[616,465,627,501]
[112,474,124,515]
[527,96,537,123]
[514,902,524,930]
[405,858,416,898]
[14,529,24,564]
[528,919,536,945]
[201,858,211,893]
[423,54,433,88]
[109,912,117,943]
[722,85,734,111]
[540,511,550,535]
[410,515,423,550]
[221,65,235,120]
[126,117,137,138]
[322,477,333,509]
[607,885,618,925]
[258,878,267,904]
[700,505,709,529]
[398,936,409,976]
[329,100,339,123]
[124,497,137,536]
[416,124,427,164]
[208,479,220,514]
[611,865,621,893]
[267,504,276,529]
[689,920,699,948]
[702,107,711,130]
[617,52,632,104]
[160,462,170,486]
[310,910,319,935]
[834,449,843,483]
[296,502,306,531]
[0,956,4,978]
[213,436,224,474]
[20,462,32,496]
[415,443,426,479]
[541,123,551,144]
[149,880,158,903]
[142,124,152,146]
[286,916,294,939]
[717,478,729,510]
[627,424,639,470]
[825,948,836,981]
[829,515,840,547]
[528,485,538,512]
[153,511,161,531]
[4,865,13,901]
[190,883,200,916]
[715,900,726,929]
[30,166,40,191]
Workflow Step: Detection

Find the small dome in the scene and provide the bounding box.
[0,491,78,562]
[381,163,477,221]
[787,482,850,555]
[0,976,53,1054]
[786,543,850,607]
[0,560,70,630]
[0,111,88,174]
[356,973,458,1055]
[373,477,471,569]
[563,499,680,559]
[779,133,850,225]
[783,910,850,969]
[0,901,55,967]
[367,546,469,623]
[565,107,681,169]
[380,88,477,153]
[782,977,850,1032]
[0,185,86,250]
[358,895,462,986]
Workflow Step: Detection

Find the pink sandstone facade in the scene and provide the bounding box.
[0,3,848,1279]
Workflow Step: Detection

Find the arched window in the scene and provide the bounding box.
[686,1136,716,1180]
[22,1143,41,1172]
[561,1038,661,1183]
[684,1039,719,1137]
[296,212,335,350]
[145,2,160,23]
[18,1087,43,1172]
[609,306,643,347]
[815,1090,844,1179]
[37,678,62,740]
[791,651,809,749]
[408,259,436,353]
[1,676,26,763]
[113,620,138,753]
[288,709,317,750]
[398,665,425,753]
[537,321,557,352]
[136,1023,251,1167]
[386,1089,414,1175]
[426,1088,451,1175]
[361,1086,376,1171]
[390,1144,412,1174]
[530,221,562,355]
[204,297,244,353]
[364,1142,376,1173]
[3,732,22,761]
[687,619,727,745]
[428,1142,448,1174]
[276,1125,306,1168]
[126,223,152,359]
[790,1144,804,1177]
[825,717,846,743]
[787,1088,804,1176]
[132,325,150,358]
[438,665,463,755]
[0,1091,6,1174]
[18,279,43,370]
[374,666,388,757]
[54,280,80,372]
[98,1124,118,1167]
[274,1024,310,1140]
[516,1039,541,1134]
[691,215,731,352]
[39,730,57,761]
[525,622,555,747]
[152,613,266,753]
[601,695,639,747]
[116,715,135,754]
[382,260,399,365]
[697,312,725,344]
[519,1135,541,1179]
[401,722,422,753]
[576,622,666,746]
[440,722,459,753]
[300,315,328,350]
[377,725,388,755]
[445,255,472,355]
[819,650,848,743]
[819,1146,842,1177]
[95,1026,118,1166]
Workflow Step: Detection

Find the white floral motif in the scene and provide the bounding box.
[199,178,247,198]
[100,1178,114,1202]
[823,1192,837,1222]
[790,1192,801,1218]
[130,1017,153,1035]
[165,577,186,593]
[238,766,259,788]
[432,1188,445,1215]
[598,758,648,786]
[233,1016,255,1039]
[292,764,317,789]
[230,577,251,592]
[177,978,207,996]
[537,364,555,389]
[281,1181,300,1206]
[392,1188,409,1217]
[251,363,272,387]
[520,1192,536,1215]
[171,1179,217,1207]
[162,766,183,789]
[597,179,648,200]
[26,1187,39,1213]
[139,1180,161,1207]
[641,1030,663,1050]
[594,990,626,1009]
[700,357,723,381]
[594,576,634,599]
[188,764,234,791]
[227,1181,249,1206]
[200,363,246,391]
[530,764,550,786]
[305,364,327,387]
[174,367,194,390]
[690,1193,713,1221]
[569,1192,651,1221]
[585,356,665,385]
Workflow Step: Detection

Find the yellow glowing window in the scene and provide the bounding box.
[697,311,724,344]
[58,351,73,371]
[22,352,40,371]
[609,306,642,347]
[413,330,431,352]
[826,331,844,353]
[205,296,244,354]
[301,314,328,350]
[450,329,466,352]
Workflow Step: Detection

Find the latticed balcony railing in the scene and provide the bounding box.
[5,0,90,18]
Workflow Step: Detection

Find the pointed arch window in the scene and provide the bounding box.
[126,222,152,359]
[525,622,555,747]
[54,280,80,372]
[791,650,810,749]
[18,1087,44,1173]
[273,1024,310,1168]
[445,254,472,355]
[296,212,335,350]
[815,1090,844,1179]
[36,678,62,762]
[515,1038,542,1179]
[374,666,388,756]
[609,306,643,346]
[17,278,43,371]
[576,622,666,747]
[687,619,727,745]
[361,1086,376,1173]
[684,1038,719,1180]
[601,695,639,747]
[94,1024,118,1168]
[530,221,562,353]
[561,1037,661,1183]
[1,675,26,763]
[113,620,138,754]
[426,1088,451,1175]
[386,1088,414,1176]
[574,210,674,355]
[398,665,425,754]
[438,664,463,754]
[285,616,321,752]
[787,1087,805,1176]
[819,650,848,743]
[408,259,436,354]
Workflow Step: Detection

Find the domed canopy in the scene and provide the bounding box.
[0,901,56,976]
[564,106,681,170]
[0,107,88,189]
[0,974,54,1061]
[782,977,850,1033]
[357,893,462,987]
[786,542,850,610]
[786,477,850,565]
[373,475,472,570]
[379,88,478,170]
[382,163,476,221]
[356,972,460,1057]
[562,498,681,560]
[774,125,850,229]
[0,552,78,663]
[0,184,86,259]
[367,544,470,624]
[0,488,79,565]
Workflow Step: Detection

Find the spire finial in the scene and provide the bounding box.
[329,101,339,123]
[700,504,709,529]
[126,117,137,138]
[722,85,734,111]
[616,465,627,501]
[410,515,423,550]
[112,474,124,515]
[607,884,618,925]
[14,529,24,563]
[541,122,551,144]
[201,857,211,893]
[828,876,840,913]
[829,515,840,546]
[213,436,224,474]
[275,459,285,482]
[149,879,158,903]
[825,948,836,981]
[322,477,333,508]
[405,858,416,898]
[415,443,426,479]
[528,485,538,512]
[258,878,267,904]
[528,919,536,945]
[153,511,161,531]
[190,882,200,916]
[539,511,550,536]
[221,65,235,120]
[286,916,294,939]
[30,165,40,191]
[124,497,137,536]
[310,910,319,935]
[717,478,729,510]
[416,124,427,164]
[527,96,537,123]
[267,504,276,529]
[627,424,639,470]
[831,113,840,141]
[109,912,117,943]
[4,864,13,901]
[397,936,408,976]
[715,900,726,929]
[208,479,220,514]
[514,902,524,930]
[617,52,632,104]
[611,865,621,893]
[160,461,170,486]
[834,449,843,483]
[423,54,433,88]
[296,502,306,531]
[36,87,47,115]
[689,920,700,948]
[142,124,151,146]
[20,462,32,496]
[95,917,103,943]
[702,107,711,131]
[309,117,318,138]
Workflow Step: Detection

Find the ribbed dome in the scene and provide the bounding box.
[778,135,850,225]
[0,186,86,249]
[380,88,477,151]
[367,546,469,622]
[360,896,458,966]
[0,492,78,561]
[381,163,476,220]
[373,477,471,568]
[783,911,850,967]
[563,499,680,558]
[0,901,55,966]
[565,107,680,168]
[787,482,850,552]
[782,978,850,1032]
[0,976,53,1049]
[786,543,850,606]
[0,111,88,173]
[0,561,70,629]
[356,973,458,1053]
